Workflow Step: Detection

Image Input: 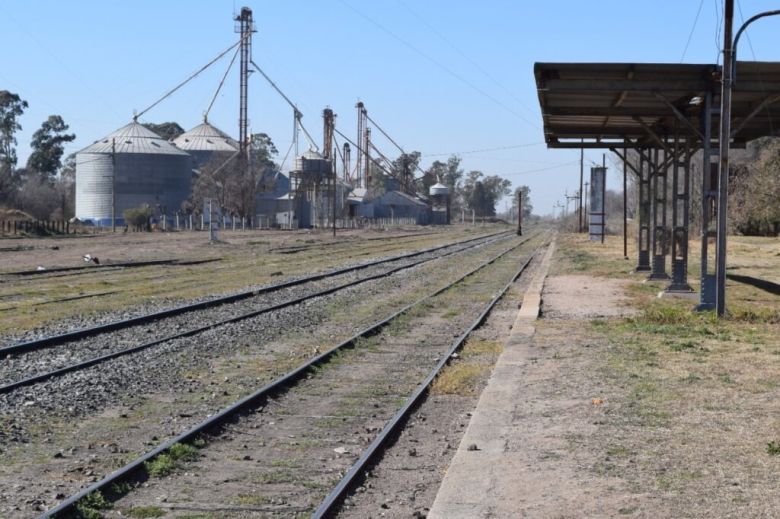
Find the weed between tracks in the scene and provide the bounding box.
[432,339,503,396]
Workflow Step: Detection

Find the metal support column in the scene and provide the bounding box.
[667,130,693,292]
[622,142,628,259]
[715,0,734,316]
[697,92,717,310]
[636,150,651,272]
[649,146,670,280]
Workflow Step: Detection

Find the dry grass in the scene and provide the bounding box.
[554,231,780,515]
[431,364,487,395]
[0,226,506,336]
[431,339,503,396]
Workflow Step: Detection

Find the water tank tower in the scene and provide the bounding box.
[429,182,451,224]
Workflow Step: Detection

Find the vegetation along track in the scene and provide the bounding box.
[0,231,514,394]
[39,234,542,518]
[0,229,502,337]
[0,230,507,354]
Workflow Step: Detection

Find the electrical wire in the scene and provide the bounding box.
[680,0,705,62]
[714,0,724,63]
[336,0,539,129]
[423,142,545,157]
[501,159,580,177]
[396,0,539,121]
[735,0,775,134]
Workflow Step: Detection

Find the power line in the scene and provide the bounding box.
[423,142,545,157]
[502,159,580,176]
[396,0,539,122]
[680,0,705,62]
[735,0,757,60]
[714,0,724,63]
[336,0,539,129]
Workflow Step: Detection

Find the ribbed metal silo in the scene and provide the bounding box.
[75,121,192,225]
[172,120,239,170]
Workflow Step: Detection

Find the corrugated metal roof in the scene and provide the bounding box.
[78,121,189,156]
[172,121,239,152]
[535,61,780,148]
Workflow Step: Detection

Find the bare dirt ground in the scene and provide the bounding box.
[477,233,780,518]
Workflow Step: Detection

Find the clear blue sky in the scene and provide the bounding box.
[2,1,779,215]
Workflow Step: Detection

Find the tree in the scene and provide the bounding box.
[190,132,280,218]
[0,91,28,203]
[730,138,780,235]
[463,170,511,217]
[27,115,76,178]
[141,122,184,141]
[510,185,533,218]
[52,154,76,219]
[14,171,59,220]
[390,151,421,192]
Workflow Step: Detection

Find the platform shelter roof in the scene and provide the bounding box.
[535,61,780,149]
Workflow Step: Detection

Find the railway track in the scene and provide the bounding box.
[0,231,494,334]
[38,234,542,518]
[0,230,514,394]
[0,229,508,357]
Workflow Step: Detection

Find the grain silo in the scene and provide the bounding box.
[75,121,192,225]
[172,120,239,170]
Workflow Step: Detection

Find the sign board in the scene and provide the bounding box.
[589,167,606,242]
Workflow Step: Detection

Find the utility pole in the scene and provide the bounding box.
[579,139,584,232]
[716,0,734,317]
[517,189,523,236]
[111,138,116,232]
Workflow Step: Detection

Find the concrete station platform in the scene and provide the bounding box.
[428,243,557,518]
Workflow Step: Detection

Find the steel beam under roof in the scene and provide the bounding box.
[535,61,780,149]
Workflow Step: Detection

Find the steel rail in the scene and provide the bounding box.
[0,231,514,394]
[313,245,542,518]
[3,258,221,277]
[39,234,536,518]
[1,230,509,357]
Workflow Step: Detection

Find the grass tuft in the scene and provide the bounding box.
[144,442,201,478]
[767,441,780,455]
[76,491,111,519]
[431,363,487,395]
[125,506,166,518]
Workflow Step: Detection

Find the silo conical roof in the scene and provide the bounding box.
[78,121,189,156]
[172,121,239,152]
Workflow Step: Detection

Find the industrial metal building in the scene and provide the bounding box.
[75,121,192,226]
